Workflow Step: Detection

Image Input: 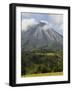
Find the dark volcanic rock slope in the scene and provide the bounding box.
[21,21,63,51]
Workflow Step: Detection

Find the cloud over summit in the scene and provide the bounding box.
[22,18,38,31]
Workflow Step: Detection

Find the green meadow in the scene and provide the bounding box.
[22,72,63,77]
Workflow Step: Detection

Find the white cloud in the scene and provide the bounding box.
[21,17,63,35]
[48,14,63,34]
[22,18,38,31]
[49,14,63,25]
[40,20,49,24]
[42,24,51,31]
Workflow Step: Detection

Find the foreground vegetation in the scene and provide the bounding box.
[22,72,63,77]
[21,50,63,77]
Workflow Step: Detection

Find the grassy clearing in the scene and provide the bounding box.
[21,72,63,78]
[34,52,55,56]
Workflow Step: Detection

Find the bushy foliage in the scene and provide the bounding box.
[21,50,63,76]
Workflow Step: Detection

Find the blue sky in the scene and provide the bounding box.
[22,13,51,22]
[21,12,63,35]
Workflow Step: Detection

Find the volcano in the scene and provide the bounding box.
[21,20,63,51]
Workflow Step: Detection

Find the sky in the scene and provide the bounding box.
[21,12,63,35]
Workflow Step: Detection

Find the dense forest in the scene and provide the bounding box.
[21,50,63,77]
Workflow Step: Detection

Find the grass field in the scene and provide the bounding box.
[34,52,55,56]
[22,72,63,77]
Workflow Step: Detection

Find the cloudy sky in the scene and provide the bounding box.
[21,12,63,35]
